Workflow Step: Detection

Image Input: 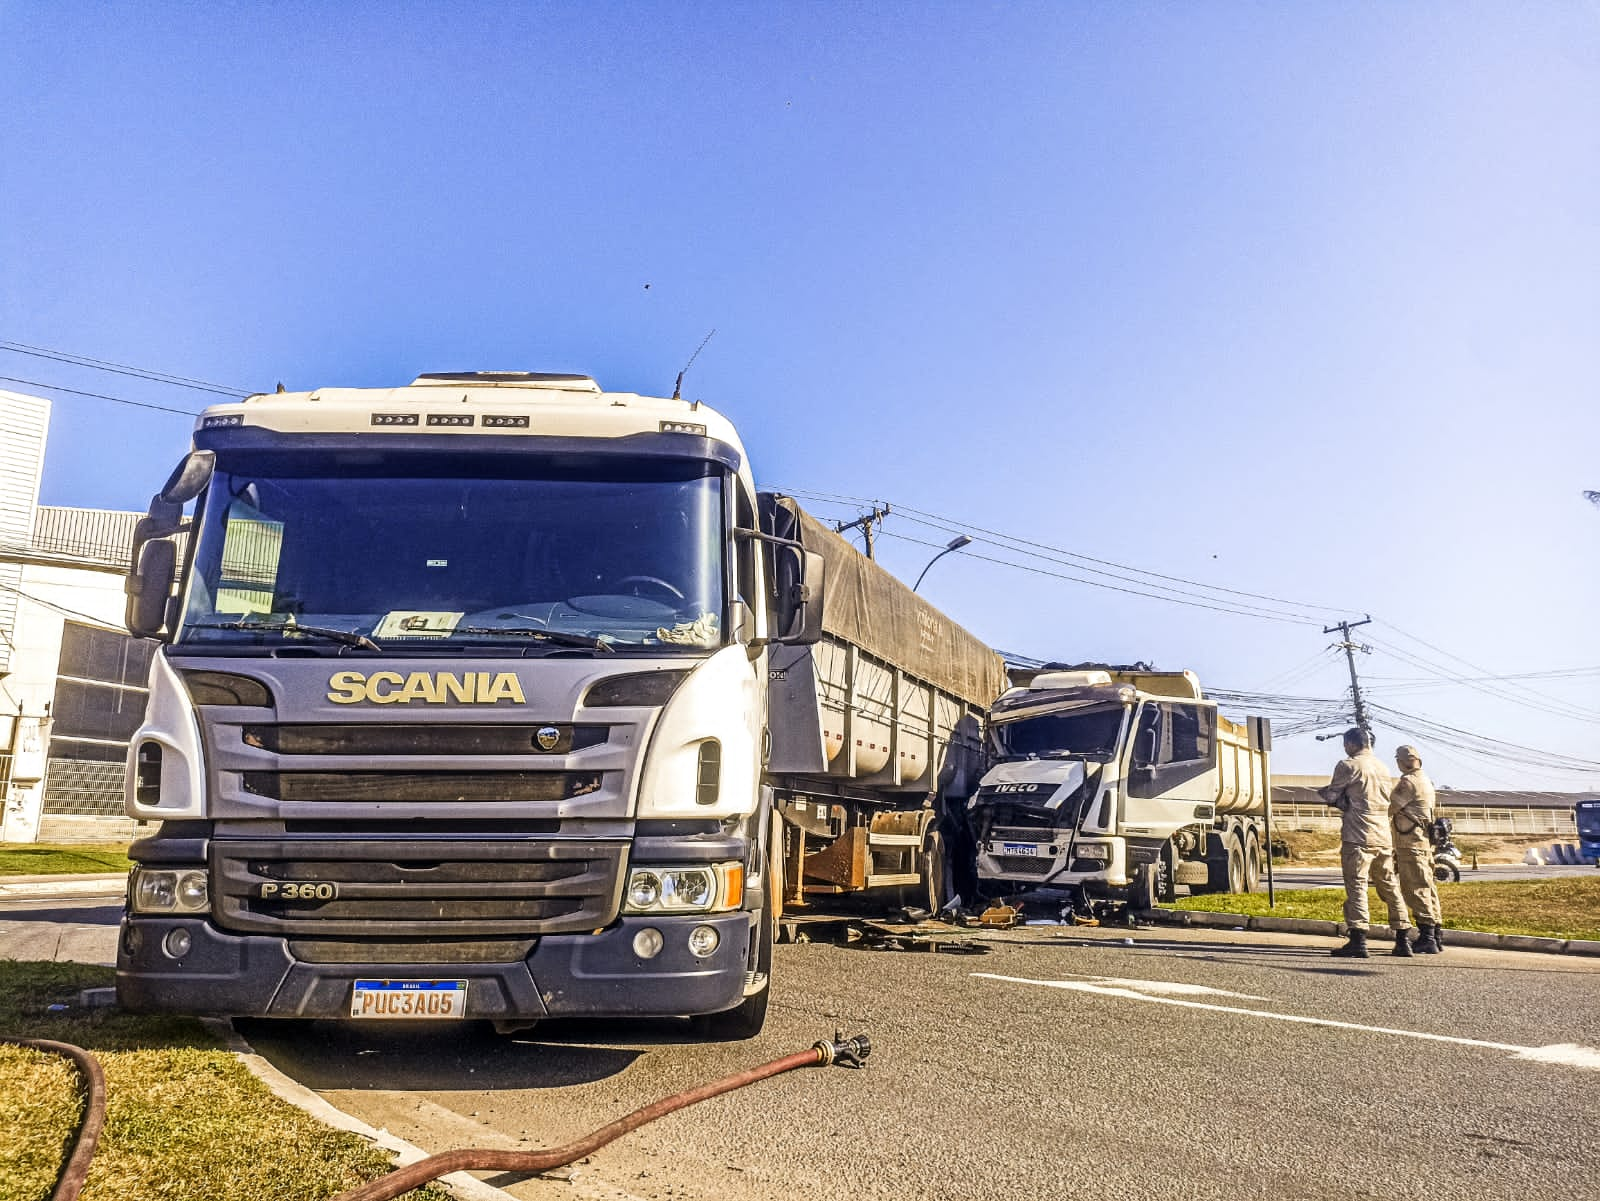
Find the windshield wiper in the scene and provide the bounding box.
[452,627,615,652]
[189,620,384,652]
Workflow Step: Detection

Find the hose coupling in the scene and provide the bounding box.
[814,1031,871,1069]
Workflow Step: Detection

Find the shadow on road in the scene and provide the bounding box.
[0,903,123,923]
[233,1015,722,1091]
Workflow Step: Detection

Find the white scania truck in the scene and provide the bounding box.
[116,371,1003,1037]
[970,667,1270,912]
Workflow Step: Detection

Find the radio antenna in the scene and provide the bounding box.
[672,328,717,400]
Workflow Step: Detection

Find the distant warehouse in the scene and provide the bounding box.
[1272,775,1581,838]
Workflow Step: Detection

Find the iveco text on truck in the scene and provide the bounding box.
[971,667,1270,911]
[117,371,1003,1037]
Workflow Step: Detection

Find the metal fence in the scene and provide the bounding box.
[1273,802,1577,839]
[29,507,142,570]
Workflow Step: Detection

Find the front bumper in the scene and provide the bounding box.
[116,911,753,1020]
[976,836,1130,891]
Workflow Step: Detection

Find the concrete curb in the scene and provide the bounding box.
[0,874,126,899]
[1140,908,1587,957]
[203,1018,521,1201]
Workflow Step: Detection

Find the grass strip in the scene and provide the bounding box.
[0,960,451,1201]
[1168,875,1600,941]
[0,845,133,876]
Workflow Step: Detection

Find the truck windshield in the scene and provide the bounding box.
[1577,803,1600,840]
[174,451,725,652]
[991,704,1126,761]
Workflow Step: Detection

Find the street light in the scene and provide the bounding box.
[913,535,973,592]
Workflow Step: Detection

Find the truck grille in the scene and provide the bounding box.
[992,856,1056,877]
[240,723,607,756]
[978,803,1066,833]
[211,839,626,936]
[240,771,603,803]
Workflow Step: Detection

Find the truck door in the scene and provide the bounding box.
[1123,701,1219,827]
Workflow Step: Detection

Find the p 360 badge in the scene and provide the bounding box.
[257,881,339,901]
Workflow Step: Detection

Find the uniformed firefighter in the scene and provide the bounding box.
[1390,744,1443,954]
[1318,727,1412,958]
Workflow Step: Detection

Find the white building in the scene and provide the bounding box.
[2,389,151,842]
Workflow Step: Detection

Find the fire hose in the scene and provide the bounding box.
[2,1037,107,1201]
[331,1032,872,1201]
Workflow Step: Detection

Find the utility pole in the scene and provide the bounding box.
[835,504,890,560]
[1323,615,1374,736]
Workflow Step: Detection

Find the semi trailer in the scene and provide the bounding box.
[115,370,1003,1038]
[970,667,1271,911]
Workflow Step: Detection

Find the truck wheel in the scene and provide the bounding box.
[1226,841,1245,894]
[1242,831,1262,894]
[1157,844,1178,903]
[1130,861,1160,913]
[901,828,949,916]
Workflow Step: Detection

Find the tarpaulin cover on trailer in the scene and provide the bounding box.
[774,497,1007,709]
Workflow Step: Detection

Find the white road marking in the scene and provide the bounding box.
[972,972,1600,1072]
[1071,974,1269,1001]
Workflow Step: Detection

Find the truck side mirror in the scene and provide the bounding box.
[773,547,825,645]
[127,538,177,638]
[159,450,215,506]
[1132,726,1158,770]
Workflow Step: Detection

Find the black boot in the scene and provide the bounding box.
[1332,929,1369,958]
[1414,923,1442,954]
[1393,929,1414,957]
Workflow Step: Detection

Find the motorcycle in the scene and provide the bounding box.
[1431,816,1462,884]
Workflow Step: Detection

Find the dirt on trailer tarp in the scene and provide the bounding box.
[773,497,1008,709]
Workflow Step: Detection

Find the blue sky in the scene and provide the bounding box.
[2,2,1596,787]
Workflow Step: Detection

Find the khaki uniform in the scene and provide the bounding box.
[1319,749,1410,932]
[1390,767,1441,925]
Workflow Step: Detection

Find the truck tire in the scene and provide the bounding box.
[1205,839,1231,893]
[1156,842,1178,903]
[900,828,949,916]
[1131,844,1174,911]
[1242,831,1262,894]
[1130,861,1159,913]
[1226,839,1245,894]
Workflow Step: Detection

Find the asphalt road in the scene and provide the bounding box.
[237,925,1600,1201]
[9,895,1599,1200]
[0,894,120,964]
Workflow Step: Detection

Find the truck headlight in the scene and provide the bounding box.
[131,868,210,914]
[1073,843,1110,861]
[622,863,743,914]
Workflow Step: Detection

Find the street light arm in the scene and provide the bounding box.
[913,535,972,592]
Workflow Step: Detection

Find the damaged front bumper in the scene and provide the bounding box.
[975,833,1130,893]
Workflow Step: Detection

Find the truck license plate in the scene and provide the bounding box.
[999,842,1039,857]
[350,980,467,1020]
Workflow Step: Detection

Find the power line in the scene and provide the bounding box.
[1364,667,1600,684]
[779,484,1361,620]
[1366,699,1600,775]
[1365,634,1600,725]
[0,339,254,396]
[0,375,202,418]
[791,491,1337,626]
[1373,619,1600,720]
[875,528,1321,626]
[0,581,127,632]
